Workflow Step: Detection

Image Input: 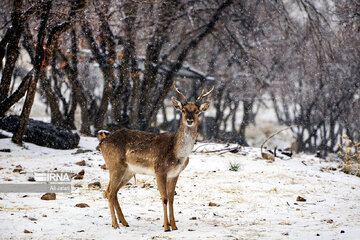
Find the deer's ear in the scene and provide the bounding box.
[199,101,210,112]
[171,97,183,111]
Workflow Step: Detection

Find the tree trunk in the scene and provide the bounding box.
[214,85,225,138]
[147,0,233,129]
[40,74,66,127]
[137,0,179,130]
[0,69,33,117]
[82,20,114,131]
[71,29,91,135]
[0,1,23,102]
[94,67,113,130]
[13,0,82,143]
[239,99,253,141]
[12,0,53,144]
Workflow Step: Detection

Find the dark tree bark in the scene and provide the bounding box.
[112,0,138,127]
[0,69,33,117]
[0,1,40,101]
[12,0,53,144]
[40,72,66,127]
[214,85,225,139]
[12,0,83,144]
[69,29,91,135]
[137,0,179,129]
[238,99,253,143]
[147,0,233,129]
[82,20,115,131]
[0,0,23,102]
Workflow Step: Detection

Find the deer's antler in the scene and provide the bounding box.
[173,81,188,104]
[195,85,215,105]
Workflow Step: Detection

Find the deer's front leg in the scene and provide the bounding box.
[156,173,171,232]
[167,176,179,230]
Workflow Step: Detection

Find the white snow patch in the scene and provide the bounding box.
[0,137,360,239]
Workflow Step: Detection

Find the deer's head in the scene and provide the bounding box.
[171,81,214,127]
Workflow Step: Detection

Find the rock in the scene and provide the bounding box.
[13,168,22,173]
[74,169,85,180]
[0,115,79,149]
[327,219,333,223]
[88,181,101,189]
[296,196,306,202]
[340,230,345,233]
[189,217,197,220]
[75,160,86,166]
[315,151,324,159]
[24,229,32,233]
[72,149,92,155]
[209,202,219,207]
[28,177,35,182]
[74,174,83,180]
[262,152,275,161]
[41,193,56,200]
[75,203,89,208]
[142,183,151,188]
[74,183,82,188]
[28,217,37,221]
[0,148,11,152]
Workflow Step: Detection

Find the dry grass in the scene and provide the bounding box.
[337,135,360,177]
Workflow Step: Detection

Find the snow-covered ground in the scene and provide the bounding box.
[1,137,360,239]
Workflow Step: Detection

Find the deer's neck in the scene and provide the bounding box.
[174,122,197,161]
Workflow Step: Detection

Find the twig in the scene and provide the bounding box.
[195,145,241,154]
[260,125,297,154]
[192,143,219,152]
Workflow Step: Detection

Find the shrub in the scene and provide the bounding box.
[229,162,240,172]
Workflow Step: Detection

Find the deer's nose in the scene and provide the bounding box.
[187,119,193,125]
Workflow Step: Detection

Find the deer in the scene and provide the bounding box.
[97,81,214,232]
